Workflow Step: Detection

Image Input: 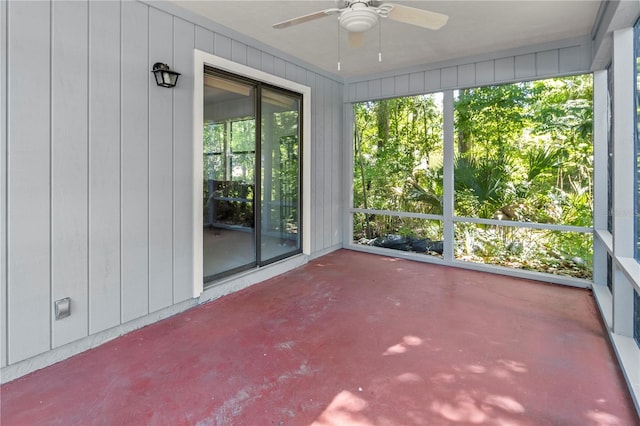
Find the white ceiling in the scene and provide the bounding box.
[175,0,601,79]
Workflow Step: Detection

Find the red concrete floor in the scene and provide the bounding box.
[1,250,638,425]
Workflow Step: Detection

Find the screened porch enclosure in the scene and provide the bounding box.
[343,15,640,409]
[1,0,639,417]
[351,75,595,281]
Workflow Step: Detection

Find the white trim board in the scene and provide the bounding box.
[593,286,640,414]
[192,49,312,298]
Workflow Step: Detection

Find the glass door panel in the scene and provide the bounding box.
[260,87,302,263]
[203,72,256,281]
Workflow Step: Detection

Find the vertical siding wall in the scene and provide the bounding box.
[1,0,343,369]
[345,37,592,102]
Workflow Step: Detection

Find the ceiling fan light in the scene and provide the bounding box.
[340,8,378,32]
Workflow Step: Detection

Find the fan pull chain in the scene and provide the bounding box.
[337,19,342,71]
[378,21,382,62]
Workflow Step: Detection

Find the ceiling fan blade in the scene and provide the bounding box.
[348,31,365,48]
[385,4,448,30]
[273,8,340,29]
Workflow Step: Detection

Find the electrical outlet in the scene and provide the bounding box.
[54,297,71,320]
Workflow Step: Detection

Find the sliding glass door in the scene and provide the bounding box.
[260,88,301,262]
[203,72,256,280]
[203,68,302,283]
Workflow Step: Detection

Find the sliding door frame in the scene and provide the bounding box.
[193,50,311,298]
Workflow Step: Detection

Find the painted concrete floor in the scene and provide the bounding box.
[1,250,638,425]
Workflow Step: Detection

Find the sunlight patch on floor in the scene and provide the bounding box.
[383,335,423,356]
[430,390,490,423]
[395,372,423,383]
[585,409,622,426]
[430,390,526,424]
[311,390,375,426]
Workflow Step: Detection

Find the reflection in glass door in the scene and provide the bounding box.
[203,72,256,280]
[203,68,302,284]
[261,88,301,263]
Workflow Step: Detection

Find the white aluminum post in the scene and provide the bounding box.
[611,28,635,337]
[443,90,455,262]
[592,69,610,287]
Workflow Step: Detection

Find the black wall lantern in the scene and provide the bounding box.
[151,62,181,88]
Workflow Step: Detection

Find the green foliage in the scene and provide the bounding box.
[353,75,594,278]
[455,84,530,157]
[453,154,516,218]
[353,94,444,216]
[353,213,442,246]
[454,223,593,279]
[453,75,593,223]
[526,146,563,182]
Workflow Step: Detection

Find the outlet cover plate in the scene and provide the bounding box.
[55,297,71,320]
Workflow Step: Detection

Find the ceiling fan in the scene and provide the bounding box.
[273,0,449,48]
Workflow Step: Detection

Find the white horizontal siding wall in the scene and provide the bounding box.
[346,37,592,102]
[1,0,343,375]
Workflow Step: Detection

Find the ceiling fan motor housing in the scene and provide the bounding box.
[339,3,379,32]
